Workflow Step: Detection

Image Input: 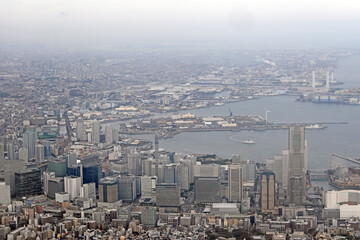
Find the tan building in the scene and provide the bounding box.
[261,171,276,213]
[228,164,243,202]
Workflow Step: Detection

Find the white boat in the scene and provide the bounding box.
[305,124,327,130]
[242,140,256,144]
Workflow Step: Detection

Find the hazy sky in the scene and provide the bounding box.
[1,0,360,49]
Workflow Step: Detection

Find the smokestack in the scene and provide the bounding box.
[312,71,316,89]
[331,72,334,83]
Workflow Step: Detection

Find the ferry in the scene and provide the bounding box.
[242,140,256,144]
[305,124,327,130]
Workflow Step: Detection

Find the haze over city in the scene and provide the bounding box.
[0,1,360,239]
[1,0,360,49]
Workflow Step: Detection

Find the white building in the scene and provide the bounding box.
[0,182,11,205]
[325,190,360,219]
[64,176,82,200]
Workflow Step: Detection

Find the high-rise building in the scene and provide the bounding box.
[163,164,178,184]
[141,207,157,227]
[43,141,51,159]
[311,71,316,89]
[156,183,181,207]
[194,177,221,203]
[6,142,15,160]
[0,142,4,171]
[193,164,219,178]
[261,172,276,213]
[23,130,37,160]
[287,126,307,205]
[18,147,28,162]
[76,119,85,141]
[92,120,100,144]
[118,176,137,202]
[241,160,256,181]
[126,148,141,176]
[48,178,65,199]
[105,125,113,145]
[35,144,45,162]
[232,154,241,164]
[15,169,42,198]
[140,176,157,199]
[154,134,159,180]
[43,171,56,196]
[81,182,96,199]
[178,163,190,191]
[228,164,243,202]
[4,160,26,197]
[64,176,82,200]
[0,182,11,205]
[99,177,119,203]
[326,71,330,90]
[142,158,154,176]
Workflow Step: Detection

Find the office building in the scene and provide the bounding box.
[43,141,51,159]
[228,164,243,202]
[99,177,119,203]
[178,163,190,191]
[35,144,45,162]
[142,158,154,176]
[126,148,141,176]
[64,176,82,200]
[261,172,276,213]
[141,207,157,227]
[81,182,96,199]
[156,183,181,207]
[76,119,85,141]
[193,164,219,178]
[311,71,316,89]
[241,160,256,181]
[141,176,157,199]
[326,71,330,90]
[23,130,37,160]
[105,125,113,145]
[43,171,56,196]
[6,143,15,160]
[0,182,11,205]
[163,164,178,184]
[4,160,26,197]
[118,176,137,202]
[18,148,28,162]
[48,178,65,199]
[92,120,100,144]
[287,126,307,205]
[48,159,67,177]
[232,154,241,164]
[15,169,42,198]
[195,177,221,203]
[0,142,4,171]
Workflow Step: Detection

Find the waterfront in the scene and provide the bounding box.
[128,55,360,170]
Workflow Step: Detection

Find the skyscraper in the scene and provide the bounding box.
[154,134,159,180]
[35,144,45,162]
[105,125,113,145]
[6,142,15,160]
[92,120,100,144]
[261,171,275,213]
[228,164,243,202]
[23,130,37,160]
[0,142,4,171]
[287,126,307,205]
[76,119,85,141]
